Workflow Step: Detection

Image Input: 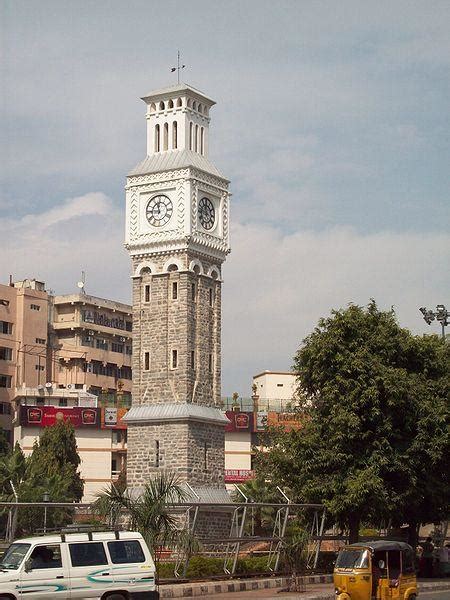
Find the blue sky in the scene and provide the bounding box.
[1,0,449,395]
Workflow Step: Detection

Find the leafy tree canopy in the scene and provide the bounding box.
[26,420,84,502]
[258,301,449,543]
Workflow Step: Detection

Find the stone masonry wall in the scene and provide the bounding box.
[131,250,222,407]
[127,420,225,487]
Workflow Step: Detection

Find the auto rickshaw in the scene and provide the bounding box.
[334,541,418,600]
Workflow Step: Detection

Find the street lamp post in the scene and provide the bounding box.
[419,305,449,340]
[43,491,50,534]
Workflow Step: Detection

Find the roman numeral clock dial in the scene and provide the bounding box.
[198,196,215,230]
[146,194,173,227]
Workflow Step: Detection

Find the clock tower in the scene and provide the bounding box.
[124,84,230,493]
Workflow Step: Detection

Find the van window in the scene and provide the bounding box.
[69,542,108,567]
[29,544,62,569]
[0,543,30,570]
[108,540,145,564]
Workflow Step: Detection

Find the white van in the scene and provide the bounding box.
[0,530,159,600]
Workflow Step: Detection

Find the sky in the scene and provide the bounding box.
[1,0,449,396]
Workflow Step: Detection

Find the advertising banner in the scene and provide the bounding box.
[224,469,255,483]
[225,411,253,432]
[101,407,129,429]
[255,411,268,431]
[21,406,99,428]
[267,411,302,432]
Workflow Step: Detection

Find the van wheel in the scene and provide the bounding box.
[103,594,128,600]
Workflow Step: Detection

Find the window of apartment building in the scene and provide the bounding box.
[0,321,13,335]
[208,353,213,373]
[0,402,11,415]
[144,284,151,303]
[191,282,196,302]
[96,339,108,350]
[30,304,40,311]
[171,349,178,369]
[111,342,123,353]
[36,397,45,405]
[125,321,132,332]
[35,365,45,371]
[144,352,150,371]
[0,347,12,361]
[59,398,68,407]
[35,338,46,345]
[190,350,195,369]
[117,366,132,380]
[0,375,12,388]
[125,346,132,355]
[208,288,214,307]
[172,281,178,300]
[81,335,94,347]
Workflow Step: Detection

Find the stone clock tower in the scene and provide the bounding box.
[124,84,230,494]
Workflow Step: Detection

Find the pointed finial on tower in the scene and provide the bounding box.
[170,50,185,84]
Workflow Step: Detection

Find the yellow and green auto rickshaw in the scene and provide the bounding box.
[334,541,418,600]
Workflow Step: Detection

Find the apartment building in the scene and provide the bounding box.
[0,279,50,441]
[51,293,132,399]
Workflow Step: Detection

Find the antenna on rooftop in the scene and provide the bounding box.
[171,50,185,84]
[77,271,86,295]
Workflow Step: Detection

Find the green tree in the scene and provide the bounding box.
[258,301,449,543]
[27,420,84,502]
[94,471,186,558]
[234,476,278,535]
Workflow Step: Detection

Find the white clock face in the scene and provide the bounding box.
[146,194,173,227]
[198,197,215,230]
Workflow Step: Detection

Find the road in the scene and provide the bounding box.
[194,587,450,600]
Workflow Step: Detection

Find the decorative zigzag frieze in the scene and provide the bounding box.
[129,188,139,241]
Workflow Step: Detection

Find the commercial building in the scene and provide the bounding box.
[13,384,128,501]
[223,371,300,489]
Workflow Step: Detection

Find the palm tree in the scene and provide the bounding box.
[94,471,187,559]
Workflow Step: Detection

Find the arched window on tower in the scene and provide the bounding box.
[200,127,204,155]
[198,103,203,114]
[149,103,156,113]
[168,99,174,109]
[163,123,168,151]
[176,97,182,107]
[159,101,165,111]
[172,121,178,149]
[194,124,199,152]
[154,124,160,152]
[193,101,197,111]
[189,122,193,150]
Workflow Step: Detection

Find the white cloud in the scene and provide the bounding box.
[222,223,450,395]
[1,192,130,300]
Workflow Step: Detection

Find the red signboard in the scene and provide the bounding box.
[225,411,253,432]
[20,406,99,428]
[224,469,255,483]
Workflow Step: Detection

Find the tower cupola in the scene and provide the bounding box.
[141,84,215,157]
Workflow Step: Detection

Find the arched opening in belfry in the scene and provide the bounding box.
[194,124,199,152]
[189,122,193,150]
[172,121,178,149]
[198,103,203,114]
[176,97,182,107]
[159,101,165,111]
[200,127,204,155]
[154,124,160,152]
[168,99,174,109]
[163,123,169,151]
[193,101,197,111]
[149,103,156,113]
